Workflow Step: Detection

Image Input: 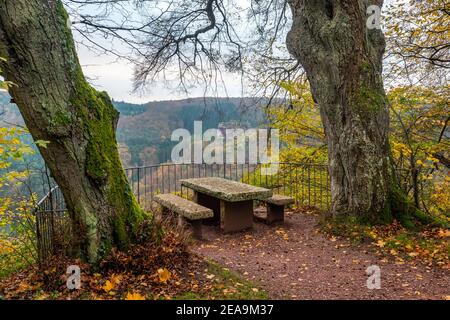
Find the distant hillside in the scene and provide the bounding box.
[115,97,268,166]
[1,91,269,167]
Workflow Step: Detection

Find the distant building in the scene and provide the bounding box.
[218,120,253,137]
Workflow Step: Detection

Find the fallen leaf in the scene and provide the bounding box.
[376,240,386,248]
[390,249,398,256]
[110,274,123,286]
[125,292,145,300]
[16,282,32,293]
[158,268,171,283]
[102,280,114,292]
[102,274,122,292]
[437,229,450,238]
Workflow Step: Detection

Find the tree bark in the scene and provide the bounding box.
[0,0,144,263]
[286,0,393,218]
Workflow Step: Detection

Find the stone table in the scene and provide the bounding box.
[180,177,272,232]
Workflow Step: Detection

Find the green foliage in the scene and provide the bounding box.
[267,81,327,164]
[243,163,331,211]
[0,206,36,279]
[388,86,450,226]
[243,81,330,210]
[0,126,38,278]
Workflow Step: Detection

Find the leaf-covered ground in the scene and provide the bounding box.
[1,209,448,300]
[0,222,267,300]
[193,208,449,300]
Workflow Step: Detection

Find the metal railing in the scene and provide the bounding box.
[125,162,331,210]
[34,186,70,262]
[34,162,330,261]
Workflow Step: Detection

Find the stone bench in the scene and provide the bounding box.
[153,194,213,239]
[261,194,294,224]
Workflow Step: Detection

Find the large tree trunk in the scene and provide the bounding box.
[286,0,392,217]
[0,0,144,263]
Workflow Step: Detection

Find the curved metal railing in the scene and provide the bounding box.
[34,162,331,261]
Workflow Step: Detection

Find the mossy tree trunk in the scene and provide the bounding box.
[0,0,145,263]
[286,0,403,220]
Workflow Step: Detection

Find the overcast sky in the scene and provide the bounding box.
[74,0,396,104]
[76,43,246,104]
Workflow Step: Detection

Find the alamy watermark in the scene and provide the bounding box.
[366,5,382,30]
[366,265,381,290]
[171,121,280,175]
[66,265,81,290]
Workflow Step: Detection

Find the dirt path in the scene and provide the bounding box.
[191,210,449,300]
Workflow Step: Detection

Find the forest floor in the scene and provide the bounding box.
[1,208,448,300]
[192,208,450,300]
[0,220,268,300]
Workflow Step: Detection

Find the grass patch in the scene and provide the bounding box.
[0,255,28,279]
[319,214,374,244]
[174,260,268,300]
[320,214,449,267]
[0,237,36,280]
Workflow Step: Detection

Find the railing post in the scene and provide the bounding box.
[308,165,311,206]
[137,168,140,204]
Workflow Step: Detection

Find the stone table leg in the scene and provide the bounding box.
[189,220,203,240]
[194,191,221,224]
[178,216,203,240]
[220,200,254,233]
[267,204,285,224]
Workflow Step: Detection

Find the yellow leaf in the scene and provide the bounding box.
[17,281,32,293]
[376,240,386,247]
[437,229,450,238]
[125,292,145,300]
[157,268,171,283]
[102,274,122,292]
[102,280,114,292]
[110,274,123,286]
[367,231,377,239]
